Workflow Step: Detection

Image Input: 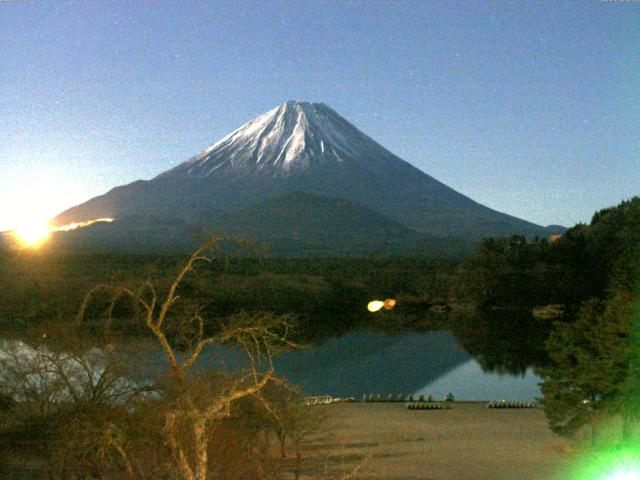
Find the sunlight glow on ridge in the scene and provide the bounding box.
[9,217,115,249]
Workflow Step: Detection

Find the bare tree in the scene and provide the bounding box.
[0,328,149,419]
[77,238,297,480]
[0,326,156,479]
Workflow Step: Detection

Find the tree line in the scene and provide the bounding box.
[0,251,458,341]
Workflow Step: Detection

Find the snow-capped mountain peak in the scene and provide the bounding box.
[160,101,393,178]
[55,100,554,243]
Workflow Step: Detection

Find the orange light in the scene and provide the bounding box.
[368,299,397,313]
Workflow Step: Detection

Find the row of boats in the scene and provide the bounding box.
[303,395,536,408]
[361,393,455,403]
[406,402,450,410]
[406,400,537,410]
[486,400,536,408]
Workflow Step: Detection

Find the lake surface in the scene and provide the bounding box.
[1,329,543,402]
[195,330,543,401]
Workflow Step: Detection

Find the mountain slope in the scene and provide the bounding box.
[47,192,474,257]
[54,101,553,242]
[212,191,475,256]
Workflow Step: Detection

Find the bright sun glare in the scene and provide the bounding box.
[7,217,116,249]
[13,220,51,247]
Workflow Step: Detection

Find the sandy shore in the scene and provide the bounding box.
[296,402,572,480]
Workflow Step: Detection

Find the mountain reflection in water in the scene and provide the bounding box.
[416,360,541,401]
[0,326,545,402]
[195,330,542,400]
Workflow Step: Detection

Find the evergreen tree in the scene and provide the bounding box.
[617,298,640,441]
[539,292,639,443]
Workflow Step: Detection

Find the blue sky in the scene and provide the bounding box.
[1,0,638,231]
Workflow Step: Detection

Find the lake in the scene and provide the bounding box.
[0,329,543,402]
[195,330,543,401]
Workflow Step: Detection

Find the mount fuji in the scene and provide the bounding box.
[53,101,558,255]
